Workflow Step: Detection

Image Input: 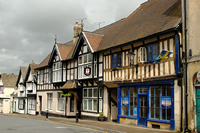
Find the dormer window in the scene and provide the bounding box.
[53,62,62,82]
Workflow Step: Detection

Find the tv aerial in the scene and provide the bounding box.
[95,22,105,29]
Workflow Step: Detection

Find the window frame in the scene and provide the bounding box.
[52,62,62,82]
[58,93,65,111]
[28,99,35,110]
[82,87,103,112]
[112,52,122,68]
[47,93,53,110]
[18,99,24,110]
[147,43,158,62]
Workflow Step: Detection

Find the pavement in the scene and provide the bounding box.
[0,113,175,133]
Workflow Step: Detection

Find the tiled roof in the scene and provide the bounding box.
[35,53,51,69]
[20,66,28,81]
[83,32,104,52]
[29,62,39,74]
[93,0,181,51]
[60,81,77,89]
[57,42,75,60]
[1,73,18,87]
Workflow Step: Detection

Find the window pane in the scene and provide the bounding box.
[88,89,92,97]
[151,97,154,107]
[153,45,158,60]
[125,106,128,116]
[93,89,98,97]
[93,100,97,111]
[161,87,166,96]
[150,88,154,96]
[88,54,92,62]
[150,108,154,118]
[167,109,171,120]
[161,109,166,120]
[121,106,125,115]
[117,53,121,66]
[133,88,137,97]
[88,100,92,110]
[155,108,159,119]
[130,106,133,116]
[130,87,133,96]
[113,54,117,67]
[124,87,128,96]
[130,97,133,106]
[83,99,87,110]
[155,88,159,96]
[84,89,87,97]
[167,87,171,96]
[155,97,159,107]
[134,97,137,107]
[121,88,125,97]
[84,55,87,63]
[148,46,152,61]
[79,56,82,64]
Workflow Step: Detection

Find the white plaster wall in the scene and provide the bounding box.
[174,79,181,131]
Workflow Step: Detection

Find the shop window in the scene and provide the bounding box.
[47,93,52,110]
[149,86,159,119]
[121,87,137,117]
[160,86,171,120]
[112,53,122,68]
[147,44,158,62]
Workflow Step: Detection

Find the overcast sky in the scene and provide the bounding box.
[0,0,147,75]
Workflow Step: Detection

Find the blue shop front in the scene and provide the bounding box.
[117,80,175,130]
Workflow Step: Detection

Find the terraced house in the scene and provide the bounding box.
[35,0,183,131]
[14,62,38,115]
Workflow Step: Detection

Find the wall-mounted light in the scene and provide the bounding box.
[127,49,138,73]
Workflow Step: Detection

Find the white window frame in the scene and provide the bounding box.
[39,70,44,84]
[78,53,97,79]
[28,99,35,110]
[82,88,103,112]
[53,62,62,82]
[47,93,53,110]
[58,93,64,111]
[140,47,147,63]
[0,99,3,107]
[19,99,24,110]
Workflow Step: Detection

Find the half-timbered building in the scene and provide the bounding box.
[15,66,28,114]
[89,0,182,131]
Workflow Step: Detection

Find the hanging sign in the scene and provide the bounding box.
[84,66,91,76]
[122,97,129,106]
[161,97,171,108]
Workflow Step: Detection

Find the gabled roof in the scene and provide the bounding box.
[92,0,181,51]
[25,62,39,82]
[82,32,104,52]
[35,53,51,69]
[0,73,18,87]
[56,43,75,60]
[16,66,28,85]
[60,81,77,89]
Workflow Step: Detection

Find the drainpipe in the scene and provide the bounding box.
[183,0,189,132]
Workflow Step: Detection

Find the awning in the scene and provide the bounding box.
[60,81,77,89]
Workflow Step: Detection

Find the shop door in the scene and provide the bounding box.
[138,96,147,127]
[196,87,200,132]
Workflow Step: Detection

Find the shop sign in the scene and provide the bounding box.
[161,97,171,108]
[133,108,137,116]
[122,97,128,106]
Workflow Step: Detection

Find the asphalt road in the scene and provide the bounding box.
[0,115,103,133]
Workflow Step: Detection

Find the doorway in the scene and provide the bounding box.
[196,87,200,132]
[39,96,42,115]
[138,95,147,127]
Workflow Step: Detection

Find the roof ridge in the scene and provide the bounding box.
[83,31,104,36]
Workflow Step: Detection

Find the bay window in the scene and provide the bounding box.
[78,53,97,79]
[53,62,62,82]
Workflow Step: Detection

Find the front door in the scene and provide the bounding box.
[138,96,147,127]
[196,87,200,132]
[39,96,42,115]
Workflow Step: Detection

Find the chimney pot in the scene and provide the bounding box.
[75,22,78,26]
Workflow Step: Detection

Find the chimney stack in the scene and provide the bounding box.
[73,22,82,43]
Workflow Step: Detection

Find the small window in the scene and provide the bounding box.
[147,44,158,62]
[140,47,147,63]
[112,53,122,68]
